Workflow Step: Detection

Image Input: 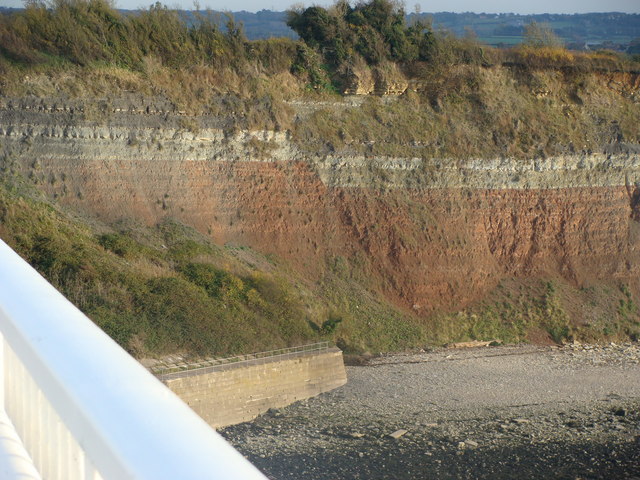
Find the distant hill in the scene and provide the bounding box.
[1,6,637,49]
[231,10,640,50]
[232,10,297,40]
[422,12,640,50]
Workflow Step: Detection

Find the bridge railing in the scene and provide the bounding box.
[0,239,266,480]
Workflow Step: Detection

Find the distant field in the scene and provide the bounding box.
[476,36,522,46]
[427,12,639,48]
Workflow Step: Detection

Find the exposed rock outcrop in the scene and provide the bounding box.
[2,102,640,313]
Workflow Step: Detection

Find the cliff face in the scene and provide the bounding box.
[2,101,640,316]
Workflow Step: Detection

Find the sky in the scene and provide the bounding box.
[1,0,639,13]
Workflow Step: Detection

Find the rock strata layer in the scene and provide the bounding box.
[2,104,640,311]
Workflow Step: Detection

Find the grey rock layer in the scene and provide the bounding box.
[1,103,640,191]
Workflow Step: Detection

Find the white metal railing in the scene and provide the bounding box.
[0,239,267,479]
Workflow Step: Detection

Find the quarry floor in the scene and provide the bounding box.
[221,343,640,480]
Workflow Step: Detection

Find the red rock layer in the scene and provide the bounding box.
[44,159,640,312]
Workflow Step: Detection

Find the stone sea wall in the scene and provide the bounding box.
[161,348,347,428]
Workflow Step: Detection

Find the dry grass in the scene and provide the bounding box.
[511,45,576,68]
[291,57,640,160]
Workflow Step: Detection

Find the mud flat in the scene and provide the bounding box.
[221,343,640,480]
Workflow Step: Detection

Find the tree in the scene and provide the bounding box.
[523,21,563,49]
[286,0,434,66]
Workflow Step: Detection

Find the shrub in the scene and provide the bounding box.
[98,232,138,258]
[287,0,434,67]
[181,263,245,300]
[0,0,246,70]
[523,21,564,49]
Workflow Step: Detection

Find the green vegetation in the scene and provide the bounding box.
[0,0,303,129]
[287,0,435,66]
[0,0,244,69]
[428,279,640,346]
[522,22,564,49]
